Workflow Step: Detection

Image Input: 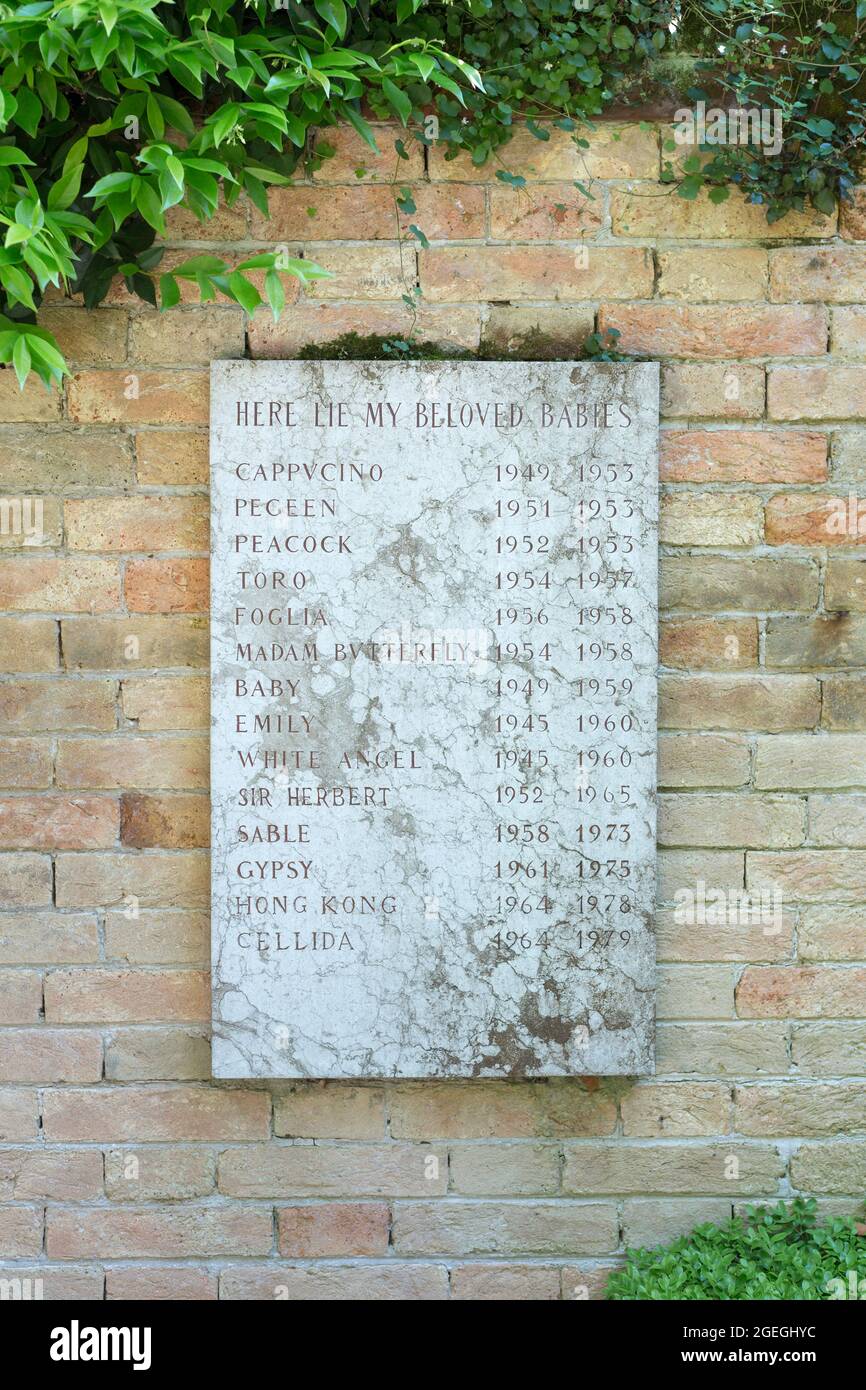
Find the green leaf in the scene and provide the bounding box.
[314,0,348,37]
[12,333,31,390]
[47,165,83,211]
[227,270,261,314]
[160,273,181,309]
[264,268,285,321]
[382,77,412,126]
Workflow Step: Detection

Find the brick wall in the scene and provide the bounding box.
[0,119,864,1301]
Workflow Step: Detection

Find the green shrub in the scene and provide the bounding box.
[297,327,624,361]
[606,1198,866,1300]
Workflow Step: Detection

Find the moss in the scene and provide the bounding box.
[296,328,625,363]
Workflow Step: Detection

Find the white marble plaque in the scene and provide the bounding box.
[210,360,658,1078]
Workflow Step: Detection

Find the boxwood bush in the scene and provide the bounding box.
[606,1199,866,1300]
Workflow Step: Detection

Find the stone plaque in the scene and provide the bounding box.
[210,360,658,1078]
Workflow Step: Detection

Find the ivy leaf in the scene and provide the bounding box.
[812,186,836,216]
[611,25,634,50]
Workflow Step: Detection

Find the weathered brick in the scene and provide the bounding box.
[622,1199,733,1248]
[770,247,866,303]
[660,675,819,731]
[599,303,827,359]
[611,185,833,239]
[489,184,602,239]
[388,1080,615,1139]
[106,1266,217,1300]
[429,122,658,181]
[657,248,768,301]
[219,1143,447,1198]
[299,245,405,300]
[0,1207,43,1256]
[0,1267,103,1300]
[621,1083,731,1137]
[42,1085,268,1141]
[56,737,208,791]
[754,734,866,788]
[0,372,62,422]
[0,795,117,849]
[769,367,866,422]
[823,675,866,729]
[0,678,116,732]
[766,615,866,668]
[54,849,208,909]
[166,191,248,240]
[220,1264,448,1300]
[130,309,245,366]
[749,850,866,905]
[660,367,765,421]
[737,964,866,1016]
[792,1023,866,1075]
[659,794,804,849]
[562,1143,782,1195]
[258,183,485,241]
[392,1200,616,1256]
[124,558,208,614]
[0,1029,101,1083]
[422,246,653,301]
[661,430,826,483]
[0,429,132,490]
[62,615,208,670]
[250,303,481,357]
[65,496,207,552]
[658,733,750,788]
[0,1089,38,1140]
[277,1203,389,1257]
[0,557,120,613]
[121,676,208,731]
[0,1148,102,1201]
[655,904,793,964]
[798,903,866,955]
[0,737,53,788]
[660,617,757,670]
[273,1083,384,1139]
[656,1022,789,1075]
[482,305,594,356]
[105,907,207,963]
[105,1027,211,1081]
[831,306,866,358]
[451,1264,561,1300]
[48,1206,271,1259]
[0,912,97,963]
[0,616,56,671]
[68,371,208,425]
[0,494,61,548]
[661,556,820,612]
[0,852,53,906]
[45,967,208,1023]
[826,557,866,611]
[841,185,866,240]
[0,968,43,1023]
[661,492,763,546]
[765,492,866,546]
[38,307,128,365]
[448,1143,559,1195]
[658,964,736,1019]
[735,1083,866,1137]
[120,793,208,849]
[104,1147,214,1200]
[135,431,208,486]
[312,124,425,182]
[789,1143,866,1194]
[658,849,744,901]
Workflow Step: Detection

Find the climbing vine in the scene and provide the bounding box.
[0,1,862,386]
